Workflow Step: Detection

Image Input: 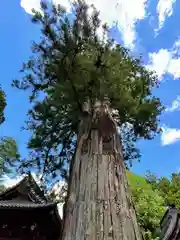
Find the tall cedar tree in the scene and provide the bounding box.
[13,1,163,180]
[13,1,164,239]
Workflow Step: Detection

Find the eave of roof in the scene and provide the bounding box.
[0,201,57,210]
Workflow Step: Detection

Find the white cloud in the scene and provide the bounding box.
[161,125,180,145]
[20,0,41,14]
[156,0,176,32]
[147,39,180,80]
[20,0,148,49]
[147,49,172,80]
[168,58,180,79]
[113,0,148,48]
[166,96,180,112]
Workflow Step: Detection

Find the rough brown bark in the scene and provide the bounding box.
[61,100,142,240]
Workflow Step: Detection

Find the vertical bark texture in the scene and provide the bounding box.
[61,101,142,240]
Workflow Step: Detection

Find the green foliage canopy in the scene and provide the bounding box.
[12,1,164,180]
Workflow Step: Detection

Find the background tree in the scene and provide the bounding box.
[12,1,164,239]
[0,87,6,125]
[127,172,166,240]
[0,87,20,178]
[0,137,20,178]
[146,171,180,209]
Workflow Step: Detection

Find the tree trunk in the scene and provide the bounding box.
[61,100,142,240]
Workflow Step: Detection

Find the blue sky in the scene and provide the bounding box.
[1,0,180,182]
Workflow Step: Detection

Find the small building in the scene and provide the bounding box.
[0,173,61,240]
[160,205,180,240]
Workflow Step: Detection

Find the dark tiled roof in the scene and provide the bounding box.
[0,174,47,202]
[0,173,62,240]
[0,173,57,210]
